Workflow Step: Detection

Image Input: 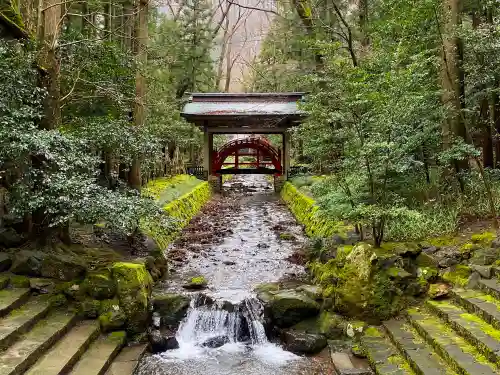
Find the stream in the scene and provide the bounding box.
[136,175,333,375]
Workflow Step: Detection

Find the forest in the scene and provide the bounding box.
[1,0,500,247]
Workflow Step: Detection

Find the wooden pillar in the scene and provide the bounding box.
[256,148,260,168]
[283,131,291,179]
[235,148,239,168]
[203,127,212,179]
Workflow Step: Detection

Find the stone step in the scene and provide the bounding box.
[477,279,500,300]
[0,310,78,375]
[69,332,126,375]
[25,320,100,375]
[406,308,499,375]
[0,296,52,350]
[105,344,147,375]
[426,299,500,364]
[360,326,413,375]
[451,289,500,331]
[383,319,456,375]
[0,288,31,318]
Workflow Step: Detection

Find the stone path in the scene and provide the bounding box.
[0,279,145,375]
[361,272,500,375]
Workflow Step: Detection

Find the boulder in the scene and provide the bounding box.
[295,285,323,300]
[261,290,320,328]
[10,250,45,276]
[202,336,229,348]
[441,265,472,287]
[182,276,207,290]
[152,292,190,329]
[40,253,87,281]
[79,299,101,319]
[29,278,55,294]
[112,262,153,334]
[281,330,327,354]
[466,272,481,289]
[82,270,116,300]
[0,275,9,289]
[428,283,451,299]
[0,253,12,272]
[99,309,127,332]
[415,253,437,268]
[0,228,24,248]
[10,275,30,288]
[291,311,345,339]
[471,265,492,279]
[469,248,500,266]
[148,329,179,353]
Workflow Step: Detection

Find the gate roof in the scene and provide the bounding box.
[181,93,306,132]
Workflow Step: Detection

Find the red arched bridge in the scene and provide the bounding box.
[213,137,282,175]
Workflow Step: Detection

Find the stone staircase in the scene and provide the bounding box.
[0,282,145,375]
[361,277,500,375]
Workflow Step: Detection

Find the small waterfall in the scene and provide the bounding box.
[175,294,268,348]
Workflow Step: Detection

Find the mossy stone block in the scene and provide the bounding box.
[82,270,116,300]
[112,262,152,334]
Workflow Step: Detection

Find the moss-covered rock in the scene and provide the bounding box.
[428,283,450,299]
[415,253,437,268]
[182,276,207,290]
[471,231,496,245]
[10,274,30,288]
[0,274,9,289]
[111,262,153,334]
[441,265,472,287]
[10,250,44,276]
[81,270,116,300]
[261,290,320,328]
[40,253,87,281]
[79,298,101,318]
[254,282,281,294]
[151,292,190,329]
[99,308,127,332]
[49,294,67,307]
[98,298,121,315]
[0,253,12,272]
[291,311,345,339]
[310,243,411,321]
[469,248,500,266]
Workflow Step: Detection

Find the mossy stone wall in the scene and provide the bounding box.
[143,181,212,249]
[280,182,351,238]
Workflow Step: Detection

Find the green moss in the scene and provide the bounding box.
[142,181,212,250]
[10,275,30,288]
[471,231,496,245]
[0,275,9,289]
[364,326,382,337]
[190,276,206,285]
[427,236,460,247]
[109,330,127,341]
[441,265,472,287]
[459,312,500,341]
[49,294,67,307]
[254,282,281,293]
[460,243,478,254]
[279,232,295,240]
[280,182,353,238]
[81,270,116,300]
[98,309,127,332]
[111,262,152,334]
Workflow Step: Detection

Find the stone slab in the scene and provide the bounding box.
[427,299,500,363]
[0,296,51,349]
[478,279,500,300]
[452,289,500,330]
[105,344,147,375]
[26,320,100,375]
[407,309,498,375]
[384,319,454,375]
[0,310,77,375]
[69,332,126,375]
[0,288,30,318]
[360,327,411,375]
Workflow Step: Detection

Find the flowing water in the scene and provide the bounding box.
[136,175,332,375]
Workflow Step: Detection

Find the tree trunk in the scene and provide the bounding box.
[129,0,148,190]
[441,0,468,174]
[39,0,62,130]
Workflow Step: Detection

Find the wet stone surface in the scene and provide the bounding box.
[137,175,334,375]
